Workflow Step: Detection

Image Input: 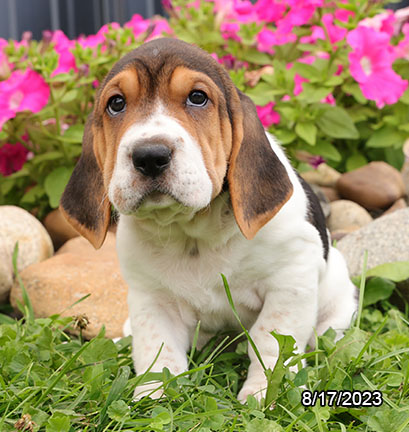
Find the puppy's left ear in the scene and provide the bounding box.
[228,91,293,239]
[60,115,111,249]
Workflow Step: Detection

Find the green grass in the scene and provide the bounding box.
[1,260,409,431]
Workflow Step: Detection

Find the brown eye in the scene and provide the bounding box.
[107,95,126,116]
[187,90,208,107]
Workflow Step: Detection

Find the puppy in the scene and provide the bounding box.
[61,37,357,402]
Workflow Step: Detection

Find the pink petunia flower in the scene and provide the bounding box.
[254,0,286,23]
[51,30,77,76]
[221,22,241,41]
[301,13,347,45]
[347,26,408,108]
[360,11,395,37]
[0,69,50,130]
[146,18,173,41]
[257,27,296,54]
[0,142,29,176]
[277,0,322,34]
[256,101,280,127]
[78,22,120,50]
[124,15,150,39]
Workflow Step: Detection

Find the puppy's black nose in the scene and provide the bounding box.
[132,145,172,178]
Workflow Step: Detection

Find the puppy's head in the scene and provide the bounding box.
[60,38,293,248]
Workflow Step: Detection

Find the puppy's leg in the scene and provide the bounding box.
[311,247,358,346]
[238,270,319,403]
[128,288,191,400]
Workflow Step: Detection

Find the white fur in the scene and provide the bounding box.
[108,103,213,215]
[116,132,357,402]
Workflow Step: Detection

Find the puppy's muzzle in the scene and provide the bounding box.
[132,144,172,178]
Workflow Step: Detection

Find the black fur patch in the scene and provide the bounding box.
[298,174,329,260]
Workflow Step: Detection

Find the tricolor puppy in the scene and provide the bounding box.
[61,38,357,402]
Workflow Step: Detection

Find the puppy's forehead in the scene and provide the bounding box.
[101,38,229,95]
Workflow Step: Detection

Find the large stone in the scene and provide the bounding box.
[336,161,405,210]
[10,232,128,339]
[383,198,407,216]
[43,209,79,250]
[301,164,341,187]
[402,160,409,197]
[0,206,53,303]
[327,200,373,232]
[337,208,409,276]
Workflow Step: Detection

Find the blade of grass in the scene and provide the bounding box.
[356,250,368,329]
[221,274,266,371]
[12,242,34,323]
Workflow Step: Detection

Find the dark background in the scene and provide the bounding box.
[0,0,408,41]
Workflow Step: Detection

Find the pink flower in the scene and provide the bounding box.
[0,142,29,176]
[278,0,322,34]
[360,11,395,37]
[347,26,408,108]
[124,15,150,39]
[254,0,286,23]
[78,22,120,49]
[146,18,173,41]
[221,22,241,41]
[256,102,280,127]
[257,27,296,54]
[51,30,77,76]
[294,74,307,95]
[232,0,258,23]
[334,8,354,23]
[301,13,347,45]
[0,69,50,130]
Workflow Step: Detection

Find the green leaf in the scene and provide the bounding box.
[316,106,359,139]
[46,413,70,432]
[32,151,64,165]
[21,185,45,204]
[308,140,341,161]
[274,129,296,145]
[346,153,367,171]
[342,82,367,104]
[60,124,85,143]
[107,399,130,422]
[366,262,409,282]
[366,126,405,148]
[246,418,284,431]
[293,62,322,80]
[295,121,317,145]
[246,83,275,106]
[265,332,296,405]
[44,167,73,208]
[241,50,272,65]
[297,83,332,103]
[363,277,396,307]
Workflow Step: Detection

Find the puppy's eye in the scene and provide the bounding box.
[187,90,208,107]
[107,95,126,116]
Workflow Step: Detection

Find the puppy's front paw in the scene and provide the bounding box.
[237,376,267,404]
[133,382,164,401]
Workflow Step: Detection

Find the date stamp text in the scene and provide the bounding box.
[301,390,383,407]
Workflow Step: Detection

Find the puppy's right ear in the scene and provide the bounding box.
[60,115,111,249]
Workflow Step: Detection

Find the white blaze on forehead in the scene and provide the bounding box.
[108,104,213,213]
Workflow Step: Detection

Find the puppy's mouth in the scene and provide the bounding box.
[131,189,197,225]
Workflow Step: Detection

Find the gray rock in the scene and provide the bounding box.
[337,208,409,276]
[402,161,409,197]
[0,206,53,303]
[327,200,373,232]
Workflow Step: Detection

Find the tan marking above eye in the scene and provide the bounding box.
[99,68,140,113]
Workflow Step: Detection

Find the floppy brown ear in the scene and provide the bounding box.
[228,91,293,239]
[60,115,111,249]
